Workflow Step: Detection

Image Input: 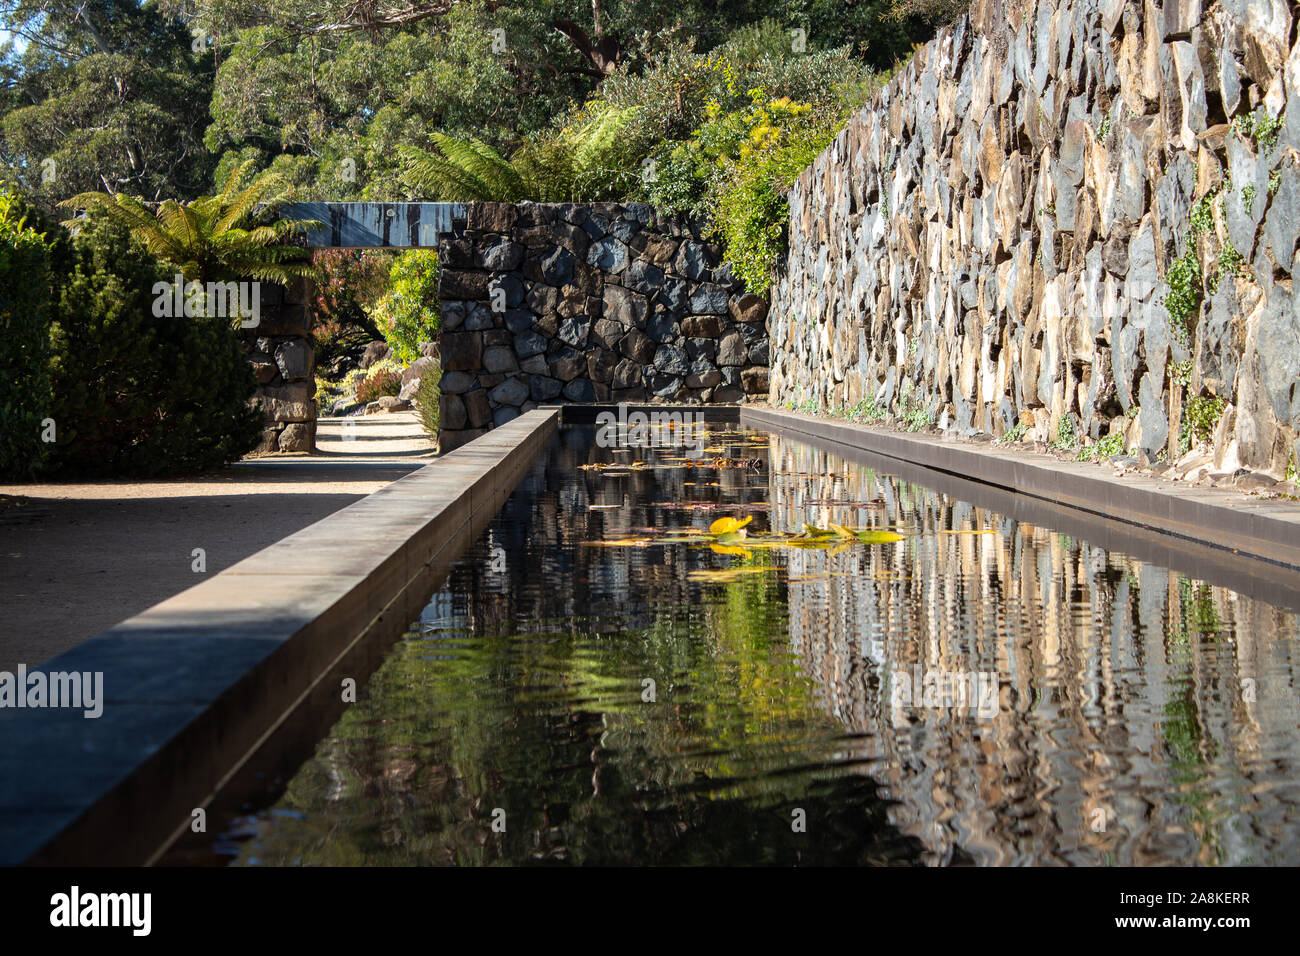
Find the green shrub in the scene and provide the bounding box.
[679,92,851,291]
[414,361,442,443]
[44,213,263,477]
[1185,394,1226,446]
[355,366,403,404]
[0,189,54,480]
[369,250,440,363]
[1077,431,1125,461]
[1163,246,1201,345]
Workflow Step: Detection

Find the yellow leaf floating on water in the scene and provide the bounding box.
[829,523,904,544]
[800,522,835,537]
[708,515,753,536]
[856,530,905,544]
[582,537,653,547]
[689,566,768,581]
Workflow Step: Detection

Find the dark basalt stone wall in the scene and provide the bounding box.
[437,201,770,451]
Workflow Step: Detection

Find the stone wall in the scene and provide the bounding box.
[242,277,316,454]
[437,202,770,450]
[771,0,1300,476]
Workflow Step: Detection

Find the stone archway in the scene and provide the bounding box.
[254,203,466,453]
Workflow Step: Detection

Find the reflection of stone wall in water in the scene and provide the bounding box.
[765,434,1300,865]
[772,0,1300,476]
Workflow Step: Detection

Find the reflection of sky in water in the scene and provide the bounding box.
[223,426,1300,866]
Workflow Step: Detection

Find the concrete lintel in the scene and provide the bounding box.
[742,406,1300,579]
[281,202,466,248]
[0,409,557,866]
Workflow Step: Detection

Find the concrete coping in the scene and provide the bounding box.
[0,409,558,866]
[742,406,1300,590]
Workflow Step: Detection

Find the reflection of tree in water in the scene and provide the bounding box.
[767,436,1300,866]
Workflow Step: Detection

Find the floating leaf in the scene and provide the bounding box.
[582,537,653,547]
[689,565,768,581]
[799,522,835,538]
[709,515,754,536]
[855,529,905,544]
[714,530,750,546]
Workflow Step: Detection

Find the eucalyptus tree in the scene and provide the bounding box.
[0,0,215,206]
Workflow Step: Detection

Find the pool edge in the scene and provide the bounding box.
[1,409,559,867]
[742,406,1300,574]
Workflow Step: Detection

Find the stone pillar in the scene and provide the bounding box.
[243,277,317,454]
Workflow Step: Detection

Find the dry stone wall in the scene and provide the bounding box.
[242,277,316,454]
[771,0,1300,476]
[438,202,770,451]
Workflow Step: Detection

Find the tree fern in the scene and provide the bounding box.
[402,105,642,203]
[59,161,319,285]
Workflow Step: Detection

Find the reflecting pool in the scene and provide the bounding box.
[220,425,1300,865]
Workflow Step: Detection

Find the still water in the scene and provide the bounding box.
[224,425,1300,865]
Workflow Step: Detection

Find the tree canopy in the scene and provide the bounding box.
[0,1,215,205]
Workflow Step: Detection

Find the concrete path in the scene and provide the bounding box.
[0,412,435,672]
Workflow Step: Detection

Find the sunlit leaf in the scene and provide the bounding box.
[855,530,905,544]
[709,515,754,536]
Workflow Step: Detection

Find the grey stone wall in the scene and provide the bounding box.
[772,0,1300,476]
[437,202,770,450]
[243,277,316,454]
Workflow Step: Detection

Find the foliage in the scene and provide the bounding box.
[1184,394,1226,447]
[401,105,640,202]
[887,0,970,27]
[369,250,440,363]
[1077,431,1124,462]
[174,0,871,199]
[1232,107,1283,153]
[837,397,886,423]
[58,159,317,284]
[414,360,441,442]
[310,249,393,374]
[1049,415,1079,453]
[0,187,53,478]
[0,0,215,206]
[997,421,1026,444]
[355,365,403,404]
[1164,245,1202,345]
[44,210,263,476]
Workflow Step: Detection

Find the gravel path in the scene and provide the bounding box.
[0,412,435,672]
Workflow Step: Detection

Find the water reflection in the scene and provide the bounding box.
[223,426,1300,866]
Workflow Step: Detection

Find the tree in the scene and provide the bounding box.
[58,159,318,284]
[0,0,216,206]
[164,0,792,199]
